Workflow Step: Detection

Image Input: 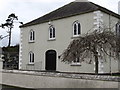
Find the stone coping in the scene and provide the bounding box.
[2,70,120,82]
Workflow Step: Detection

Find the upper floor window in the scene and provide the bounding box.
[29,30,35,42]
[29,51,34,64]
[73,21,81,37]
[49,26,55,40]
[116,22,120,36]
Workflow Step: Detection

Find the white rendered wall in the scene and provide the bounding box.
[20,10,119,73]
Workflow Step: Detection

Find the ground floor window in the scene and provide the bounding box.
[29,51,34,64]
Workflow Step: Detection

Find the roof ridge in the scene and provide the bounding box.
[20,1,120,28]
[20,2,74,27]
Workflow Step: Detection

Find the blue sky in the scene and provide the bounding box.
[0,0,120,47]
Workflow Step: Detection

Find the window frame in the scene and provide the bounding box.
[73,21,81,37]
[71,51,81,66]
[29,29,35,43]
[49,26,56,40]
[116,22,120,36]
[71,57,81,66]
[29,51,34,64]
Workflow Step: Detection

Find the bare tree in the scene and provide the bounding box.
[60,26,120,74]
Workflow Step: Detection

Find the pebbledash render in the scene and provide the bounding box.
[19,1,120,73]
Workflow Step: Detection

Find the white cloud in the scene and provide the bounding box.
[0,0,8,11]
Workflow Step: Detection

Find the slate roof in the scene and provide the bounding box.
[20,1,120,28]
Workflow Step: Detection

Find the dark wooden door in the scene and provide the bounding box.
[45,50,56,71]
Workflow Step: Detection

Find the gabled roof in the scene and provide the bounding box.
[20,1,120,28]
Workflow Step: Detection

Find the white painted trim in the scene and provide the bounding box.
[28,40,35,43]
[93,10,103,31]
[72,21,81,37]
[72,35,81,38]
[71,62,81,66]
[29,30,35,43]
[29,51,35,64]
[48,26,56,40]
[28,63,34,65]
[48,38,56,41]
[19,30,23,69]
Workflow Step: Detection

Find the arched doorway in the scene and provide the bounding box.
[45,50,56,71]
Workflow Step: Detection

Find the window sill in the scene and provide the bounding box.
[28,40,35,43]
[71,63,81,66]
[27,63,34,65]
[48,38,56,41]
[71,35,81,39]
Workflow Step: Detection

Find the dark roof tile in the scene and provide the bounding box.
[20,1,120,28]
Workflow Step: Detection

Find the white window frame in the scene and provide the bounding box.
[49,26,55,40]
[73,21,81,37]
[71,57,81,66]
[29,51,34,64]
[29,30,35,42]
[116,22,120,36]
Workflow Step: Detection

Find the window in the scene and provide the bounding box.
[73,21,81,37]
[74,57,80,63]
[116,23,120,36]
[49,26,55,40]
[71,57,81,66]
[71,52,81,66]
[29,30,35,42]
[29,51,34,64]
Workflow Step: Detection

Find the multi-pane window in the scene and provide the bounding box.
[29,51,34,64]
[73,57,80,63]
[116,23,120,36]
[73,21,81,37]
[71,57,81,66]
[29,30,35,42]
[49,26,55,39]
[71,51,81,65]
